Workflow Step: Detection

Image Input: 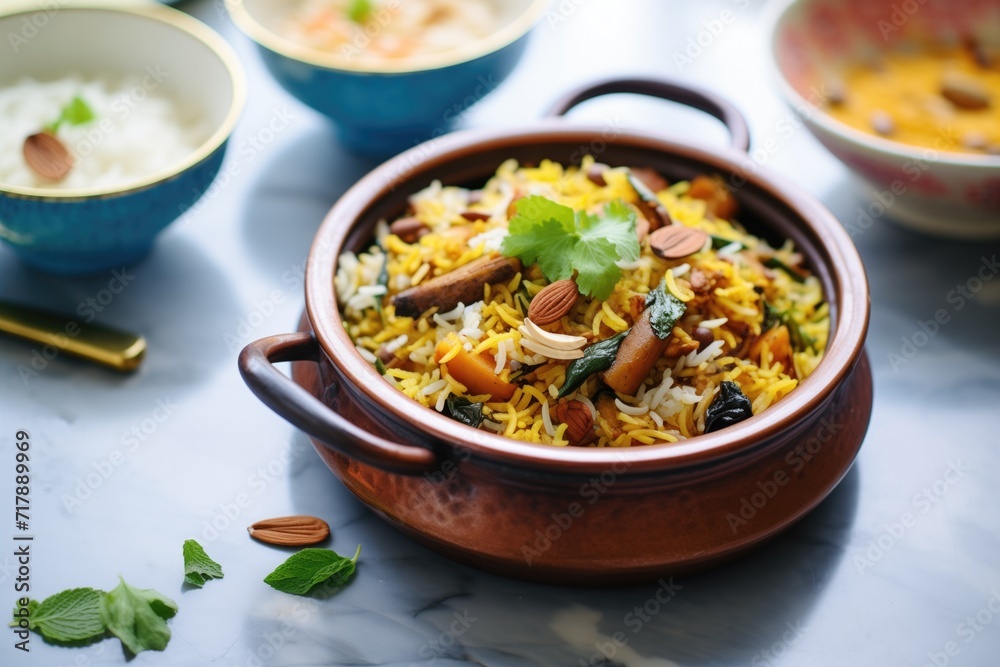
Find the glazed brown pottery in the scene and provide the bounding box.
[239,78,872,584]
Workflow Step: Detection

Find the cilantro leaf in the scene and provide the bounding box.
[101,577,177,655]
[572,236,621,300]
[577,200,640,264]
[501,196,639,301]
[44,95,95,133]
[10,588,106,644]
[182,539,224,588]
[264,546,361,596]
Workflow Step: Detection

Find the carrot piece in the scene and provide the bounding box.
[599,311,669,396]
[434,333,515,401]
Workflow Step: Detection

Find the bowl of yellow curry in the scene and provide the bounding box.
[767,0,1000,239]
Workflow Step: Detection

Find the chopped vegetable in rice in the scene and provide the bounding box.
[335,156,830,447]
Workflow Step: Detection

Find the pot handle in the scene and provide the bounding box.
[239,332,440,476]
[546,77,751,152]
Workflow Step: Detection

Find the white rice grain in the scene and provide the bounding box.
[615,398,649,416]
[420,379,448,396]
[698,317,728,329]
[541,400,555,437]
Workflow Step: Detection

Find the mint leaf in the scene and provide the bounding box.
[502,196,638,301]
[347,0,373,22]
[10,589,106,644]
[101,577,177,655]
[264,546,361,596]
[183,539,224,588]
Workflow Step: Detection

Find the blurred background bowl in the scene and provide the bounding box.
[227,0,548,156]
[0,3,246,275]
[766,0,1000,239]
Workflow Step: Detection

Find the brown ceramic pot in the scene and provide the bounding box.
[239,78,872,584]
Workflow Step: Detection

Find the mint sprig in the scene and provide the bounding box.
[183,539,224,588]
[101,577,178,655]
[264,546,361,596]
[10,588,105,644]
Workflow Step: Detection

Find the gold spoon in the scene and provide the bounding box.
[23,131,74,182]
[0,300,146,372]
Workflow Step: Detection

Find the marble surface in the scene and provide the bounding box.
[3,1,999,665]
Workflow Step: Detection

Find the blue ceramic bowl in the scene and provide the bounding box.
[0,4,246,275]
[227,0,548,155]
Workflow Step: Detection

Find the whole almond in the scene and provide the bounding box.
[23,132,73,182]
[389,216,429,244]
[648,225,709,260]
[940,72,991,110]
[248,515,330,546]
[528,279,579,325]
[554,400,595,446]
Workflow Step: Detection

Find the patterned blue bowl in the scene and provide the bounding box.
[227,0,547,155]
[0,4,246,275]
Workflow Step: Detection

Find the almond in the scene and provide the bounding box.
[23,131,73,182]
[248,515,330,546]
[527,279,579,325]
[554,400,595,446]
[460,210,491,222]
[648,225,709,260]
[940,72,991,110]
[389,216,429,243]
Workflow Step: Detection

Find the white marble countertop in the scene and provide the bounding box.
[3,1,1000,665]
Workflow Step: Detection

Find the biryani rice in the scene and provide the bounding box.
[335,156,829,447]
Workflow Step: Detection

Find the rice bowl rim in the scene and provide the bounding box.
[226,0,551,75]
[306,124,870,475]
[0,3,247,201]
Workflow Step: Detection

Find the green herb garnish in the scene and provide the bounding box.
[644,281,687,339]
[264,546,361,596]
[705,380,753,433]
[182,539,224,588]
[442,395,484,427]
[764,257,806,283]
[711,235,744,250]
[559,330,628,398]
[347,0,373,22]
[10,588,105,644]
[501,196,639,300]
[101,577,178,655]
[762,300,817,351]
[374,357,387,375]
[44,95,95,133]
